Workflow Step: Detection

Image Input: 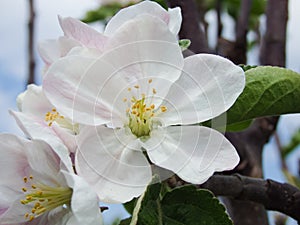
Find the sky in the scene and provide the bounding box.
[0,0,300,224]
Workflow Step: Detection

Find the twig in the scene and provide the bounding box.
[27,0,36,85]
[200,174,300,223]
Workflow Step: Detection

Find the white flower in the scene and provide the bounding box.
[10,84,79,158]
[43,10,245,203]
[0,134,103,225]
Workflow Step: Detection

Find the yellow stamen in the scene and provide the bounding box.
[160,106,167,112]
[20,175,72,222]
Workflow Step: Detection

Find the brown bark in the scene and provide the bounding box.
[200,174,300,222]
[226,0,252,64]
[168,0,209,53]
[260,0,288,67]
[27,0,36,85]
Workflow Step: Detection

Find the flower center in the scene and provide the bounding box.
[20,175,72,222]
[125,79,167,138]
[45,108,79,134]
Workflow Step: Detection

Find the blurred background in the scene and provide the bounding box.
[0,0,299,224]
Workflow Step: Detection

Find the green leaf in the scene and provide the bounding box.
[150,0,168,9]
[225,119,253,132]
[179,39,191,51]
[81,4,124,23]
[205,66,300,131]
[126,184,232,225]
[162,186,233,225]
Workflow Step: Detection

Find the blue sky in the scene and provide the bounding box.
[0,0,300,224]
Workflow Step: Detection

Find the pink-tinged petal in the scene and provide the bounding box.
[0,198,32,224]
[10,110,70,151]
[0,134,30,187]
[59,16,108,51]
[62,172,103,225]
[75,126,152,203]
[24,139,72,183]
[104,1,181,35]
[143,126,239,184]
[159,54,245,126]
[38,37,80,66]
[43,54,124,126]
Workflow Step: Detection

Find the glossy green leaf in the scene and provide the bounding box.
[205,66,300,131]
[122,184,232,225]
[162,186,232,225]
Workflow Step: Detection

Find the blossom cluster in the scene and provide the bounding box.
[1,1,245,224]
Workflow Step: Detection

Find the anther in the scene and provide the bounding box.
[134,85,139,89]
[160,106,167,112]
[148,79,153,83]
[152,88,157,94]
[29,215,35,221]
[22,187,27,192]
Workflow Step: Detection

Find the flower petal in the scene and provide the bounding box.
[0,134,28,187]
[104,1,181,35]
[159,54,245,126]
[19,84,52,117]
[142,126,239,184]
[102,14,184,107]
[76,126,152,203]
[59,16,108,51]
[62,171,103,225]
[43,54,114,125]
[168,7,182,35]
[38,37,80,66]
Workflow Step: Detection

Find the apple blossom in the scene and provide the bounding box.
[43,11,245,203]
[0,134,103,225]
[10,84,79,158]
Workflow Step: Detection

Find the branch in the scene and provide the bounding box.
[27,0,36,85]
[201,174,300,223]
[168,0,209,53]
[226,0,252,64]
